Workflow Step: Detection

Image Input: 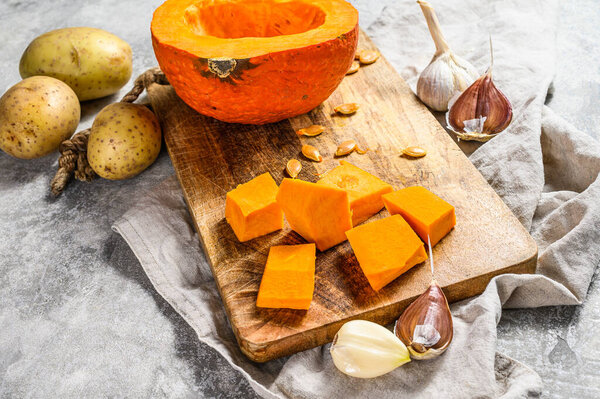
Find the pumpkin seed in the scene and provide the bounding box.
[354,50,362,60]
[356,146,370,154]
[346,61,360,75]
[296,124,325,137]
[335,139,357,156]
[359,50,379,65]
[301,144,323,162]
[334,103,360,115]
[402,146,427,158]
[286,159,302,178]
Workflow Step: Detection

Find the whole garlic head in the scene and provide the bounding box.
[416,1,478,111]
[330,320,411,378]
[417,52,479,112]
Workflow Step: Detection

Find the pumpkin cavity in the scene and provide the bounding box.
[184,1,326,39]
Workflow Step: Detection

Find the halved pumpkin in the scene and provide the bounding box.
[151,0,358,124]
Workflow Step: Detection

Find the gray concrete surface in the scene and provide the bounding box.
[0,0,598,397]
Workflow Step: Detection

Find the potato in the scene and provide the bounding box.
[0,76,80,159]
[87,103,161,180]
[19,27,132,101]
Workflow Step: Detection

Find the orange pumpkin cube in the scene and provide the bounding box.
[276,178,352,251]
[346,215,427,291]
[317,161,393,225]
[225,172,284,242]
[382,186,456,246]
[256,244,316,310]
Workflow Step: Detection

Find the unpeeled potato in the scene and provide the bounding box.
[0,76,80,159]
[87,103,161,180]
[19,27,132,101]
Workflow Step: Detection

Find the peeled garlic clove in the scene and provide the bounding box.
[330,320,411,378]
[394,280,453,360]
[446,70,513,141]
[416,1,478,111]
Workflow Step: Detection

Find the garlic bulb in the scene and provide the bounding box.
[394,237,453,360]
[446,39,513,142]
[416,1,478,111]
[330,320,411,378]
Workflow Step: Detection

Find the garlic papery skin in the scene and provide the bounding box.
[394,280,453,360]
[416,1,478,111]
[446,69,513,142]
[394,237,453,360]
[330,320,411,378]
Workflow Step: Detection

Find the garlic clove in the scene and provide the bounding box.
[446,70,513,141]
[394,280,453,359]
[416,1,478,111]
[330,320,411,378]
[394,236,453,360]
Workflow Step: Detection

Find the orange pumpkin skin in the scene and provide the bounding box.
[151,0,358,125]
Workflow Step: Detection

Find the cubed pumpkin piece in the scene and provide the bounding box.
[345,215,428,291]
[382,186,456,246]
[225,172,284,242]
[256,244,316,310]
[317,161,393,225]
[276,178,352,251]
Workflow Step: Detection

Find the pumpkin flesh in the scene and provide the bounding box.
[276,178,352,251]
[317,161,393,225]
[346,215,428,292]
[382,186,456,246]
[151,0,359,124]
[256,243,316,309]
[225,172,284,241]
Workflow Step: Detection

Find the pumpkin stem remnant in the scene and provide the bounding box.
[50,67,169,196]
[207,58,237,79]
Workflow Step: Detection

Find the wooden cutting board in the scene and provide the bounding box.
[146,31,537,362]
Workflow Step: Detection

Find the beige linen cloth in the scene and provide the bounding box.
[113,0,600,397]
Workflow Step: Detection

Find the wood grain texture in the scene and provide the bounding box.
[146,31,537,363]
